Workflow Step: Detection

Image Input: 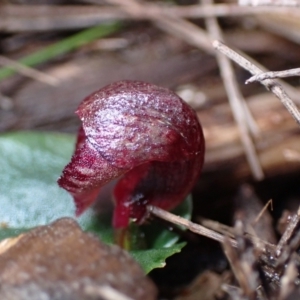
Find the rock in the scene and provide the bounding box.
[0,218,157,300]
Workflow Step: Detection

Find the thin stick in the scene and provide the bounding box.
[279,256,298,300]
[101,0,300,103]
[148,205,277,252]
[213,40,300,126]
[246,68,300,84]
[84,285,134,300]
[239,0,299,5]
[275,207,300,257]
[0,92,13,111]
[0,23,120,81]
[252,199,273,225]
[227,43,300,103]
[0,55,58,86]
[199,218,236,238]
[147,205,237,247]
[222,231,258,298]
[105,0,212,53]
[160,2,298,17]
[203,0,264,180]
[283,149,300,162]
[1,4,299,33]
[242,99,261,137]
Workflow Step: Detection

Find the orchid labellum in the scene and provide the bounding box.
[58,81,205,229]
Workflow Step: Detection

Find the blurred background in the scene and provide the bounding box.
[1,0,300,298]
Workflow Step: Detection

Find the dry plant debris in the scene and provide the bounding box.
[1,0,300,299]
[1,0,300,182]
[238,0,300,6]
[148,188,300,300]
[175,270,231,300]
[213,40,300,127]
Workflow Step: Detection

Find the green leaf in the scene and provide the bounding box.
[131,243,186,274]
[0,132,76,228]
[0,132,190,272]
[0,22,121,81]
[0,228,30,241]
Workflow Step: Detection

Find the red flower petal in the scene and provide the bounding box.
[58,81,205,228]
[58,129,121,215]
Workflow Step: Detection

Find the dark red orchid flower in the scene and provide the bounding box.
[58,81,205,228]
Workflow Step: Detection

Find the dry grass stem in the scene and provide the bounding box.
[222,235,258,297]
[0,93,13,111]
[221,284,245,300]
[213,40,300,126]
[84,285,134,300]
[283,149,300,162]
[199,218,236,238]
[228,44,300,103]
[1,1,300,298]
[0,55,58,86]
[1,4,299,32]
[147,205,237,248]
[161,3,299,17]
[252,199,273,225]
[148,205,278,253]
[241,100,261,137]
[91,38,129,50]
[239,0,300,5]
[279,256,298,300]
[204,0,264,180]
[0,235,23,256]
[275,207,300,256]
[246,68,300,83]
[105,0,213,53]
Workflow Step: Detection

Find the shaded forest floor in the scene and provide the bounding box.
[0,0,300,299]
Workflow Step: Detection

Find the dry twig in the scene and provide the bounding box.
[246,68,300,84]
[275,207,300,256]
[222,222,260,299]
[1,4,299,32]
[147,205,237,248]
[147,205,278,252]
[84,285,134,300]
[104,0,213,52]
[283,149,300,162]
[239,0,300,5]
[199,218,236,238]
[203,0,264,180]
[213,40,300,126]
[149,204,300,298]
[0,55,58,86]
[279,256,299,300]
[252,199,273,225]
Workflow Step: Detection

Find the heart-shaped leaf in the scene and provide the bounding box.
[0,132,191,272]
